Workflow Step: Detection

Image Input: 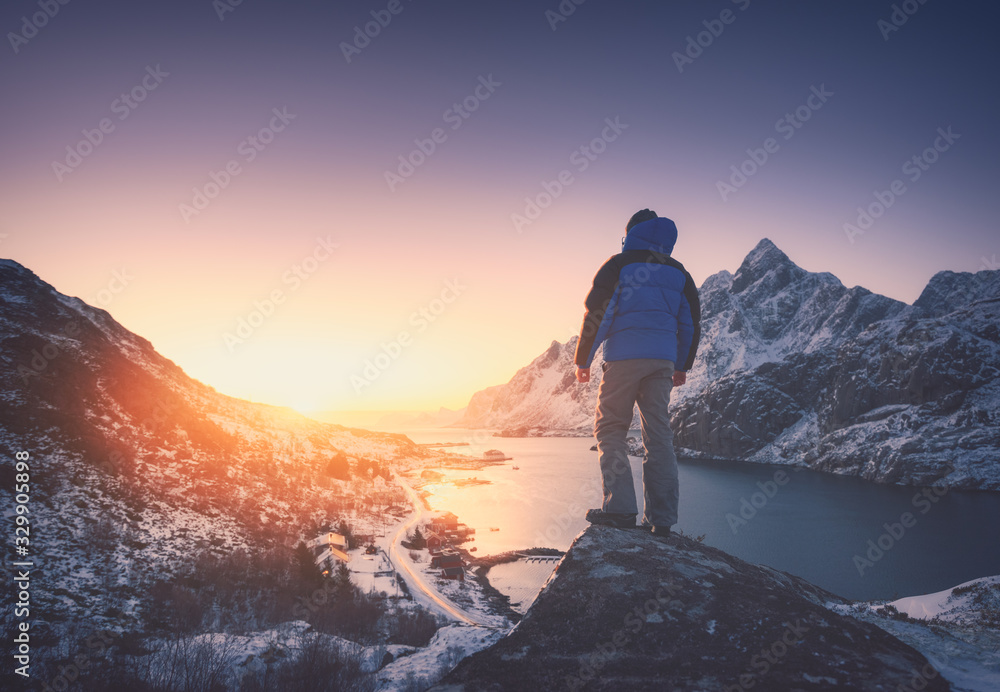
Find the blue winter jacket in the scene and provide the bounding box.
[574,217,701,370]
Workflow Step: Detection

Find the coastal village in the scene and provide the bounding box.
[302,445,523,615]
[422,511,475,581]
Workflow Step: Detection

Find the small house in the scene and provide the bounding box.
[441,566,465,581]
[431,553,463,569]
[433,512,460,529]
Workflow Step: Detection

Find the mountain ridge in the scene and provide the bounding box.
[453,241,1000,489]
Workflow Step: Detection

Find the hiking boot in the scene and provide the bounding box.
[638,524,673,537]
[585,508,637,529]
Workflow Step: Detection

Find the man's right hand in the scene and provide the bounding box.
[673,370,686,387]
[576,367,591,383]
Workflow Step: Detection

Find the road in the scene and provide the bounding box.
[388,474,495,627]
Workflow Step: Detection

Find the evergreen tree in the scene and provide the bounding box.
[293,541,323,591]
[326,452,350,480]
[334,561,353,595]
[337,520,358,549]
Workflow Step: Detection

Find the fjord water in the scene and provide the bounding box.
[399,428,1000,601]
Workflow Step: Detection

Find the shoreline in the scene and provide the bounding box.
[404,463,565,622]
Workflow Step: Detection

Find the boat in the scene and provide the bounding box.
[489,527,500,532]
[512,465,520,470]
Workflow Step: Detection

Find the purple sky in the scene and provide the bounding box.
[1,0,998,411]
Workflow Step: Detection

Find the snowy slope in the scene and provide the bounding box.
[887,576,1000,626]
[0,258,426,640]
[832,576,1000,692]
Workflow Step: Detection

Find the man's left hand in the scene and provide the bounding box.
[673,370,686,387]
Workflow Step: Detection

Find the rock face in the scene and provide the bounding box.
[454,240,1000,489]
[435,525,952,691]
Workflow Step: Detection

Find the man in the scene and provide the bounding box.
[574,209,700,536]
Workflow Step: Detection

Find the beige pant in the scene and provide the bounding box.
[595,358,679,527]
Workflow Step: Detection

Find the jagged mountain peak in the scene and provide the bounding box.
[701,268,734,289]
[730,238,805,294]
[741,237,793,266]
[914,267,1000,316]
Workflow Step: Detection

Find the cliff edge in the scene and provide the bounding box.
[434,525,951,691]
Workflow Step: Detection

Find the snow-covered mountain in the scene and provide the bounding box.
[0,258,424,639]
[455,240,1000,489]
[451,338,603,435]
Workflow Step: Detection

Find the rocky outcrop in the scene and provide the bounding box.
[435,525,952,691]
[454,240,1000,489]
